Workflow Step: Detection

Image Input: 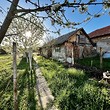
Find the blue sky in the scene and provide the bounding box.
[0,0,110,38]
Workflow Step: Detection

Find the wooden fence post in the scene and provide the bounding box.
[72,46,74,65]
[29,48,32,71]
[13,42,18,110]
[100,47,103,69]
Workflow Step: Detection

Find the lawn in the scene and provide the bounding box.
[37,56,110,110]
[0,55,38,110]
[77,56,110,71]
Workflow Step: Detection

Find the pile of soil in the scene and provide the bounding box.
[72,64,103,80]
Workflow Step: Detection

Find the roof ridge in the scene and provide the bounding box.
[89,25,110,34]
[56,28,83,39]
[89,25,110,38]
[54,28,83,45]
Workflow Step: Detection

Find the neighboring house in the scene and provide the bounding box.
[89,25,110,43]
[97,39,110,53]
[89,25,110,53]
[52,28,95,64]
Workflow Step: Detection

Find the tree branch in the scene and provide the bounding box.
[16,2,110,13]
[5,33,19,37]
[0,0,19,44]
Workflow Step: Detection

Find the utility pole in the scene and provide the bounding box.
[13,42,18,110]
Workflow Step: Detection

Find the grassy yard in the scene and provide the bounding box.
[37,56,110,110]
[77,56,110,71]
[0,55,38,110]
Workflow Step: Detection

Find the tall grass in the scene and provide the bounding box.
[77,56,110,71]
[37,56,110,110]
[0,55,38,110]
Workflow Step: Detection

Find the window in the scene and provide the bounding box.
[107,42,110,45]
[55,47,61,52]
[79,35,86,43]
[77,34,86,44]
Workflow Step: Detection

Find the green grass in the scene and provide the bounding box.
[0,55,38,110]
[37,56,110,110]
[77,56,110,70]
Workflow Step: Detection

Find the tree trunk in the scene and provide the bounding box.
[13,42,18,110]
[0,0,19,44]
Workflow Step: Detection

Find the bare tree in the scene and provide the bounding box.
[0,0,110,43]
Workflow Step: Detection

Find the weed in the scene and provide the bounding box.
[37,56,110,110]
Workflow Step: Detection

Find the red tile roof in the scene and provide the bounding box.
[89,25,110,39]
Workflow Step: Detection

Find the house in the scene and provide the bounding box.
[52,28,95,64]
[97,39,110,53]
[89,25,110,43]
[89,25,110,53]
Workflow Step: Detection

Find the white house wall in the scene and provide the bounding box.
[52,46,66,62]
[97,42,110,53]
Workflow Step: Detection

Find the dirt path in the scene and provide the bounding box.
[34,57,58,110]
